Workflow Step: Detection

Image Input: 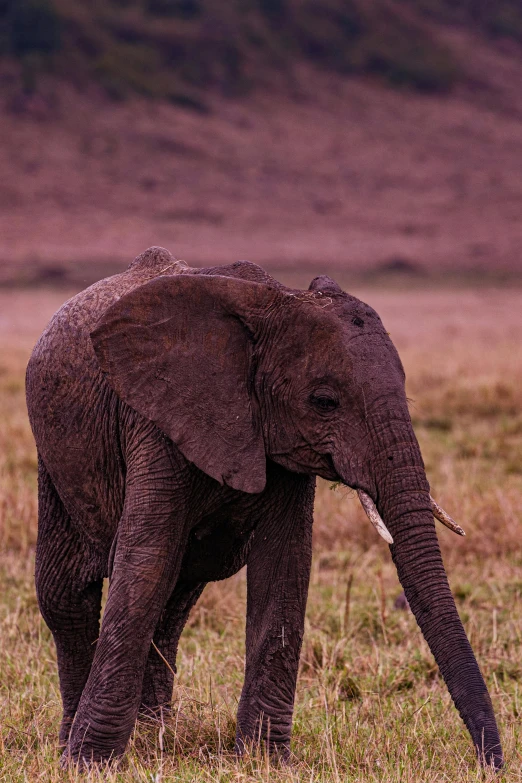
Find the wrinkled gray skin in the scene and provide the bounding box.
[26,247,502,769]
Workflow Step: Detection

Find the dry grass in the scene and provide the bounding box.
[1,285,522,781]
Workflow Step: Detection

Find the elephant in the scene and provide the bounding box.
[25,246,502,769]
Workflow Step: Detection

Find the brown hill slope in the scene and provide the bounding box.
[1,28,522,284]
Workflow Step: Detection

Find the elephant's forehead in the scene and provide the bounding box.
[274,297,401,378]
[334,297,383,328]
[282,295,386,344]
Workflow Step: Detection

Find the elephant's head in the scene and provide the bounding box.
[91,270,502,769]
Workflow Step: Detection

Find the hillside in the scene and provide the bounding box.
[1,1,522,284]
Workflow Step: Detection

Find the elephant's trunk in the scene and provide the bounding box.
[365,412,502,769]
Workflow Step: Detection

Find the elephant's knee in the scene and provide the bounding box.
[36,566,101,637]
[35,567,63,631]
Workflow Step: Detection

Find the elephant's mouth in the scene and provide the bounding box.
[356,488,466,544]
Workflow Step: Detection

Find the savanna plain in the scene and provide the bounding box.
[1,282,522,783]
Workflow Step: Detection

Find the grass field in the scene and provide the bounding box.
[1,284,522,781]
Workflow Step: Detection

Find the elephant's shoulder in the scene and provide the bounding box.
[34,248,186,344]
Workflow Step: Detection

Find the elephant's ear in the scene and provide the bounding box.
[91,274,280,493]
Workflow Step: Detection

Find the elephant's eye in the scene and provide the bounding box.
[309,393,339,412]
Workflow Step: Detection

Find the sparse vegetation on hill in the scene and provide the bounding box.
[2,0,520,105]
[1,0,522,278]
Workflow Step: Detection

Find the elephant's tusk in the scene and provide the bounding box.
[357,489,394,545]
[430,496,466,536]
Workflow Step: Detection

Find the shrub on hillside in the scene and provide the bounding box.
[292,0,456,92]
[0,0,61,56]
[145,0,201,19]
[411,0,522,42]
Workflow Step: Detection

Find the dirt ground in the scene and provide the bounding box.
[1,28,522,286]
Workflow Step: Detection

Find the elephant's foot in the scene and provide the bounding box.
[236,696,293,764]
[138,672,174,723]
[58,713,75,748]
[235,724,292,765]
[60,736,126,771]
[63,709,133,768]
[137,702,172,724]
[235,739,291,764]
[60,748,123,772]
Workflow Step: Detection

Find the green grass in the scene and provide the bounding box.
[1,287,522,780]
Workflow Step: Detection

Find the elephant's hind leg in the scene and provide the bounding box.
[140,581,205,718]
[64,429,194,765]
[35,456,103,746]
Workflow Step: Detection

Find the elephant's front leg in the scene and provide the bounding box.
[64,442,190,765]
[236,470,315,758]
